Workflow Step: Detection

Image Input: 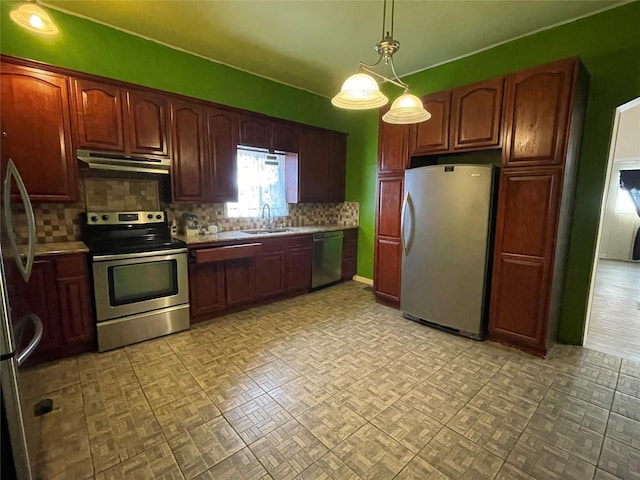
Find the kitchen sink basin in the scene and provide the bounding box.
[241,228,292,234]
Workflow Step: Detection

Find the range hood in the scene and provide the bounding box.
[77,150,170,175]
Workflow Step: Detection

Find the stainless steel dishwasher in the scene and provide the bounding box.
[312,231,344,288]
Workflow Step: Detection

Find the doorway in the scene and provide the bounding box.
[584,97,640,362]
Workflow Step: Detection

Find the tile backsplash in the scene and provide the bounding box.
[29,176,359,243]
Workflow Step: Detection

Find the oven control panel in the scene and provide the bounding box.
[86,211,166,226]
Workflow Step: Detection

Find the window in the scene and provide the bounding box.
[226,148,288,218]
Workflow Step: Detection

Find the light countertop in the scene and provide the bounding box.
[176,225,357,246]
[35,241,89,256]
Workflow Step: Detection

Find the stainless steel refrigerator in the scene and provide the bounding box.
[1,159,43,479]
[400,164,496,339]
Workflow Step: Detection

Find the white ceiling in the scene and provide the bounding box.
[43,0,626,97]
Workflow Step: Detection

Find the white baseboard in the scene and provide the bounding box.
[353,275,373,286]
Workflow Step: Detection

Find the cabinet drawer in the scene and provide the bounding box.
[260,237,287,253]
[54,253,87,277]
[191,243,262,263]
[287,235,312,249]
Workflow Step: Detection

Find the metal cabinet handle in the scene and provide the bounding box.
[15,313,43,366]
[3,159,36,282]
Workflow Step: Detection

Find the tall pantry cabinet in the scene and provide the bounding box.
[373,57,588,356]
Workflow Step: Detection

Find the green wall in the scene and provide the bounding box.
[3,1,639,343]
[367,1,638,344]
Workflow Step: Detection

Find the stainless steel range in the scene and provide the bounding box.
[83,211,189,351]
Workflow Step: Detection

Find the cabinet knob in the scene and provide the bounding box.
[2,132,6,137]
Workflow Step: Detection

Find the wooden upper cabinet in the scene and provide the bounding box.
[296,128,330,202]
[502,58,576,168]
[239,114,271,150]
[73,78,170,157]
[125,90,170,157]
[378,107,409,173]
[171,100,209,203]
[0,63,77,201]
[411,90,451,155]
[451,77,504,151]
[207,107,239,202]
[328,132,347,203]
[272,121,299,153]
[72,78,125,151]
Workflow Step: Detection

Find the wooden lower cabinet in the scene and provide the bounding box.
[341,228,358,280]
[25,254,95,364]
[374,237,402,304]
[225,257,256,307]
[255,239,287,299]
[189,261,226,323]
[286,236,312,293]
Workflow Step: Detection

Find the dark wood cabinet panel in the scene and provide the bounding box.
[297,129,330,202]
[498,170,561,258]
[226,257,256,306]
[126,90,170,157]
[239,114,271,149]
[342,228,358,280]
[0,63,77,201]
[189,261,226,323]
[503,58,576,167]
[256,253,287,299]
[72,78,125,151]
[451,77,504,151]
[377,176,404,238]
[26,259,61,357]
[23,254,95,364]
[328,133,347,203]
[489,255,549,349]
[272,121,299,153]
[411,91,451,155]
[286,237,312,293]
[207,108,239,202]
[171,100,209,202]
[374,237,402,303]
[378,109,409,172]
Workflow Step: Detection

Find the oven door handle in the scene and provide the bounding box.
[92,248,187,262]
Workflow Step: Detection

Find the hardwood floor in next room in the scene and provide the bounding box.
[22,281,640,480]
[586,259,640,363]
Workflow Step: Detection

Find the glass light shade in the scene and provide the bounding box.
[10,3,59,36]
[331,73,388,110]
[382,93,431,124]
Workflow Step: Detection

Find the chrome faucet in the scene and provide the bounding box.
[261,203,271,228]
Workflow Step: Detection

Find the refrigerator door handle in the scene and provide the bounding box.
[3,159,36,282]
[15,312,43,367]
[400,192,415,255]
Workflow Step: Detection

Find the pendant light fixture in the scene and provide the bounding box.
[331,0,430,124]
[10,1,59,36]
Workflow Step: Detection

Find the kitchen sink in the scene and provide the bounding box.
[241,228,292,234]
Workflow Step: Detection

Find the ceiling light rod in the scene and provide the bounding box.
[357,63,408,91]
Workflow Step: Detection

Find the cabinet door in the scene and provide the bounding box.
[502,58,576,167]
[0,63,77,202]
[374,237,402,303]
[451,77,504,151]
[26,259,62,358]
[272,121,299,153]
[55,254,94,348]
[171,100,209,202]
[378,109,409,173]
[226,258,256,306]
[239,114,271,149]
[126,90,170,157]
[72,78,125,151]
[256,240,286,299]
[189,261,226,322]
[341,229,358,281]
[207,108,239,202]
[298,129,330,202]
[328,132,347,203]
[286,244,312,293]
[376,176,404,237]
[411,91,451,155]
[489,168,562,353]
